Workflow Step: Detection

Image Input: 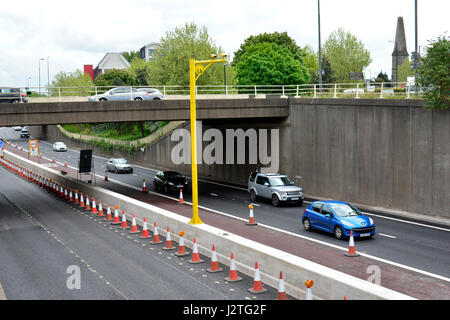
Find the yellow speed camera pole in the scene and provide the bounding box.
[189,55,227,225]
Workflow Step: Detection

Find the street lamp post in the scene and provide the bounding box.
[47,56,50,96]
[38,58,44,95]
[189,54,227,225]
[317,0,322,88]
[223,63,229,94]
[414,0,418,97]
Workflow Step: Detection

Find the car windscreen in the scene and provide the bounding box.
[166,172,182,179]
[268,176,293,187]
[114,159,127,164]
[329,203,361,217]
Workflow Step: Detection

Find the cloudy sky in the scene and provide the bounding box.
[0,0,448,88]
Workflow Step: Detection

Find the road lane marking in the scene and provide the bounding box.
[378,233,397,239]
[209,193,218,197]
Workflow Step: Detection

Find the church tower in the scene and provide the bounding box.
[392,17,409,83]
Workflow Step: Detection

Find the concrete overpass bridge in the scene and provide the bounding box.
[0,98,289,127]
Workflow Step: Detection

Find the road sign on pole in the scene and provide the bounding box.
[28,140,39,157]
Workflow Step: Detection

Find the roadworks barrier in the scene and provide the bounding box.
[1,149,415,300]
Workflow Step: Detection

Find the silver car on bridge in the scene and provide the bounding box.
[88,87,163,101]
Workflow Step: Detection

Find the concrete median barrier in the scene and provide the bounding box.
[3,149,415,300]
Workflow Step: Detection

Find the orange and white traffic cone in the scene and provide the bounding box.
[74,190,79,204]
[111,206,120,225]
[104,170,109,181]
[105,204,112,220]
[225,252,242,282]
[277,271,287,300]
[91,197,98,214]
[175,231,189,257]
[129,213,139,234]
[151,222,163,244]
[344,230,359,257]
[140,218,150,239]
[188,238,204,264]
[206,245,223,273]
[97,201,104,216]
[246,204,258,226]
[69,189,73,202]
[64,187,68,200]
[120,210,129,229]
[142,178,147,192]
[52,154,55,163]
[60,185,64,198]
[80,193,85,208]
[178,189,184,204]
[64,160,67,168]
[248,262,267,294]
[85,195,91,211]
[304,279,314,300]
[162,227,175,250]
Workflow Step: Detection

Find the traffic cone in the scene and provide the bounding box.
[85,195,91,211]
[60,186,65,198]
[111,206,121,225]
[97,201,104,216]
[64,160,67,167]
[175,231,189,257]
[206,245,223,273]
[162,227,175,250]
[140,218,150,239]
[344,230,359,257]
[52,154,55,163]
[142,178,147,192]
[178,189,184,204]
[74,190,79,204]
[277,271,287,300]
[188,238,204,264]
[105,204,112,221]
[80,193,85,208]
[104,170,109,181]
[248,262,267,294]
[91,198,98,214]
[225,252,242,282]
[129,213,139,233]
[151,222,163,244]
[304,279,314,300]
[64,187,68,200]
[69,189,73,202]
[120,210,129,229]
[246,204,258,226]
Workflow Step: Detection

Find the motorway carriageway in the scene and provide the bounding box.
[1,127,450,299]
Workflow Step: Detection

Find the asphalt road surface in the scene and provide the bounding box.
[2,127,450,281]
[0,163,283,300]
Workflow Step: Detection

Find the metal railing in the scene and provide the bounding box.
[3,82,423,102]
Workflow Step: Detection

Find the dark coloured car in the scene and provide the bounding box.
[0,88,28,103]
[20,129,30,139]
[153,171,188,193]
[106,158,133,173]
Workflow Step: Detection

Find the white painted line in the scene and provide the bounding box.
[363,212,450,233]
[209,193,218,197]
[378,233,397,239]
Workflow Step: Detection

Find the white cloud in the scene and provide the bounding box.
[1,0,448,87]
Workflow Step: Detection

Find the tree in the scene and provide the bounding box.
[122,50,140,63]
[233,31,308,67]
[234,42,310,86]
[310,54,336,84]
[51,69,93,96]
[128,58,152,86]
[93,69,138,88]
[397,58,414,82]
[375,71,389,82]
[323,28,372,82]
[149,22,234,87]
[417,35,449,109]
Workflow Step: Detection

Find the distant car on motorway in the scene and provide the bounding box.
[88,87,163,102]
[106,158,133,173]
[14,126,22,131]
[0,88,28,103]
[302,200,375,240]
[20,128,30,139]
[153,171,188,193]
[52,142,67,152]
[248,170,304,207]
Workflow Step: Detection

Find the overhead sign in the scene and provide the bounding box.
[28,139,39,157]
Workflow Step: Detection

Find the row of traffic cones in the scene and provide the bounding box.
[0,156,326,300]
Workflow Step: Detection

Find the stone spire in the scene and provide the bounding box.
[392,17,409,83]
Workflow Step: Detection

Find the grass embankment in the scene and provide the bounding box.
[61,121,169,155]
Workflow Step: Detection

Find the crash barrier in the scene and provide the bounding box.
[1,149,415,300]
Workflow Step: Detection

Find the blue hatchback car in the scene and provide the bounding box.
[302,200,375,239]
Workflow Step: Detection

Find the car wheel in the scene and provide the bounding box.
[271,194,280,207]
[303,218,312,231]
[250,190,257,202]
[114,168,118,173]
[334,226,344,240]
[153,98,161,100]
[134,97,142,101]
[12,100,19,104]
[99,98,107,101]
